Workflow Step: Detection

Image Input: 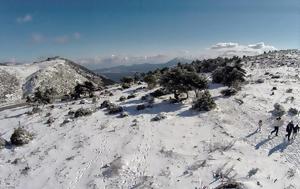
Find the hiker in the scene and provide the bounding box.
[257,120,263,132]
[270,117,284,137]
[292,124,300,139]
[285,121,294,141]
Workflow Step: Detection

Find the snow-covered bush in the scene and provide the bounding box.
[150,88,169,98]
[107,104,123,114]
[100,100,112,109]
[120,76,134,84]
[221,88,237,97]
[119,111,129,118]
[10,127,33,146]
[255,79,265,84]
[127,93,136,99]
[74,108,93,118]
[119,96,126,102]
[214,181,244,189]
[273,103,286,117]
[46,117,55,124]
[26,106,42,115]
[192,90,216,111]
[247,168,259,178]
[151,113,167,121]
[121,82,131,89]
[288,108,298,116]
[92,97,97,103]
[72,81,96,99]
[28,87,56,104]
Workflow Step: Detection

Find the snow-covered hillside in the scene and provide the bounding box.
[0,58,113,105]
[1,50,300,189]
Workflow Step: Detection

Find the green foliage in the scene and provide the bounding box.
[192,90,216,111]
[73,81,96,99]
[120,76,134,84]
[160,67,208,100]
[30,87,56,104]
[143,74,158,89]
[212,59,246,87]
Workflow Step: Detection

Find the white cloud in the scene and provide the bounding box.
[208,42,276,57]
[248,42,275,50]
[31,33,44,43]
[210,42,239,49]
[17,14,32,23]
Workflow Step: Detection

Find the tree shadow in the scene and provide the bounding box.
[121,98,143,105]
[177,108,203,117]
[268,139,290,156]
[1,113,25,120]
[124,101,186,116]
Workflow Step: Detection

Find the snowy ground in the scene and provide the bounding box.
[1,56,300,188]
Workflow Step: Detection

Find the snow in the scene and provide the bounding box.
[1,50,300,188]
[0,58,107,105]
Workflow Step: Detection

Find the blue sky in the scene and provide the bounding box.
[0,0,299,67]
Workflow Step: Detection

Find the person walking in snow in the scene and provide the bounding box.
[285,121,294,141]
[292,124,299,139]
[270,117,284,137]
[257,120,263,132]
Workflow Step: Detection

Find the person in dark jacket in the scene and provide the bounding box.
[286,121,294,141]
[292,124,300,139]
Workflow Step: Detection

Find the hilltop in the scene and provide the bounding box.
[0,57,113,105]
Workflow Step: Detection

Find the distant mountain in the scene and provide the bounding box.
[94,57,192,82]
[0,57,113,104]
